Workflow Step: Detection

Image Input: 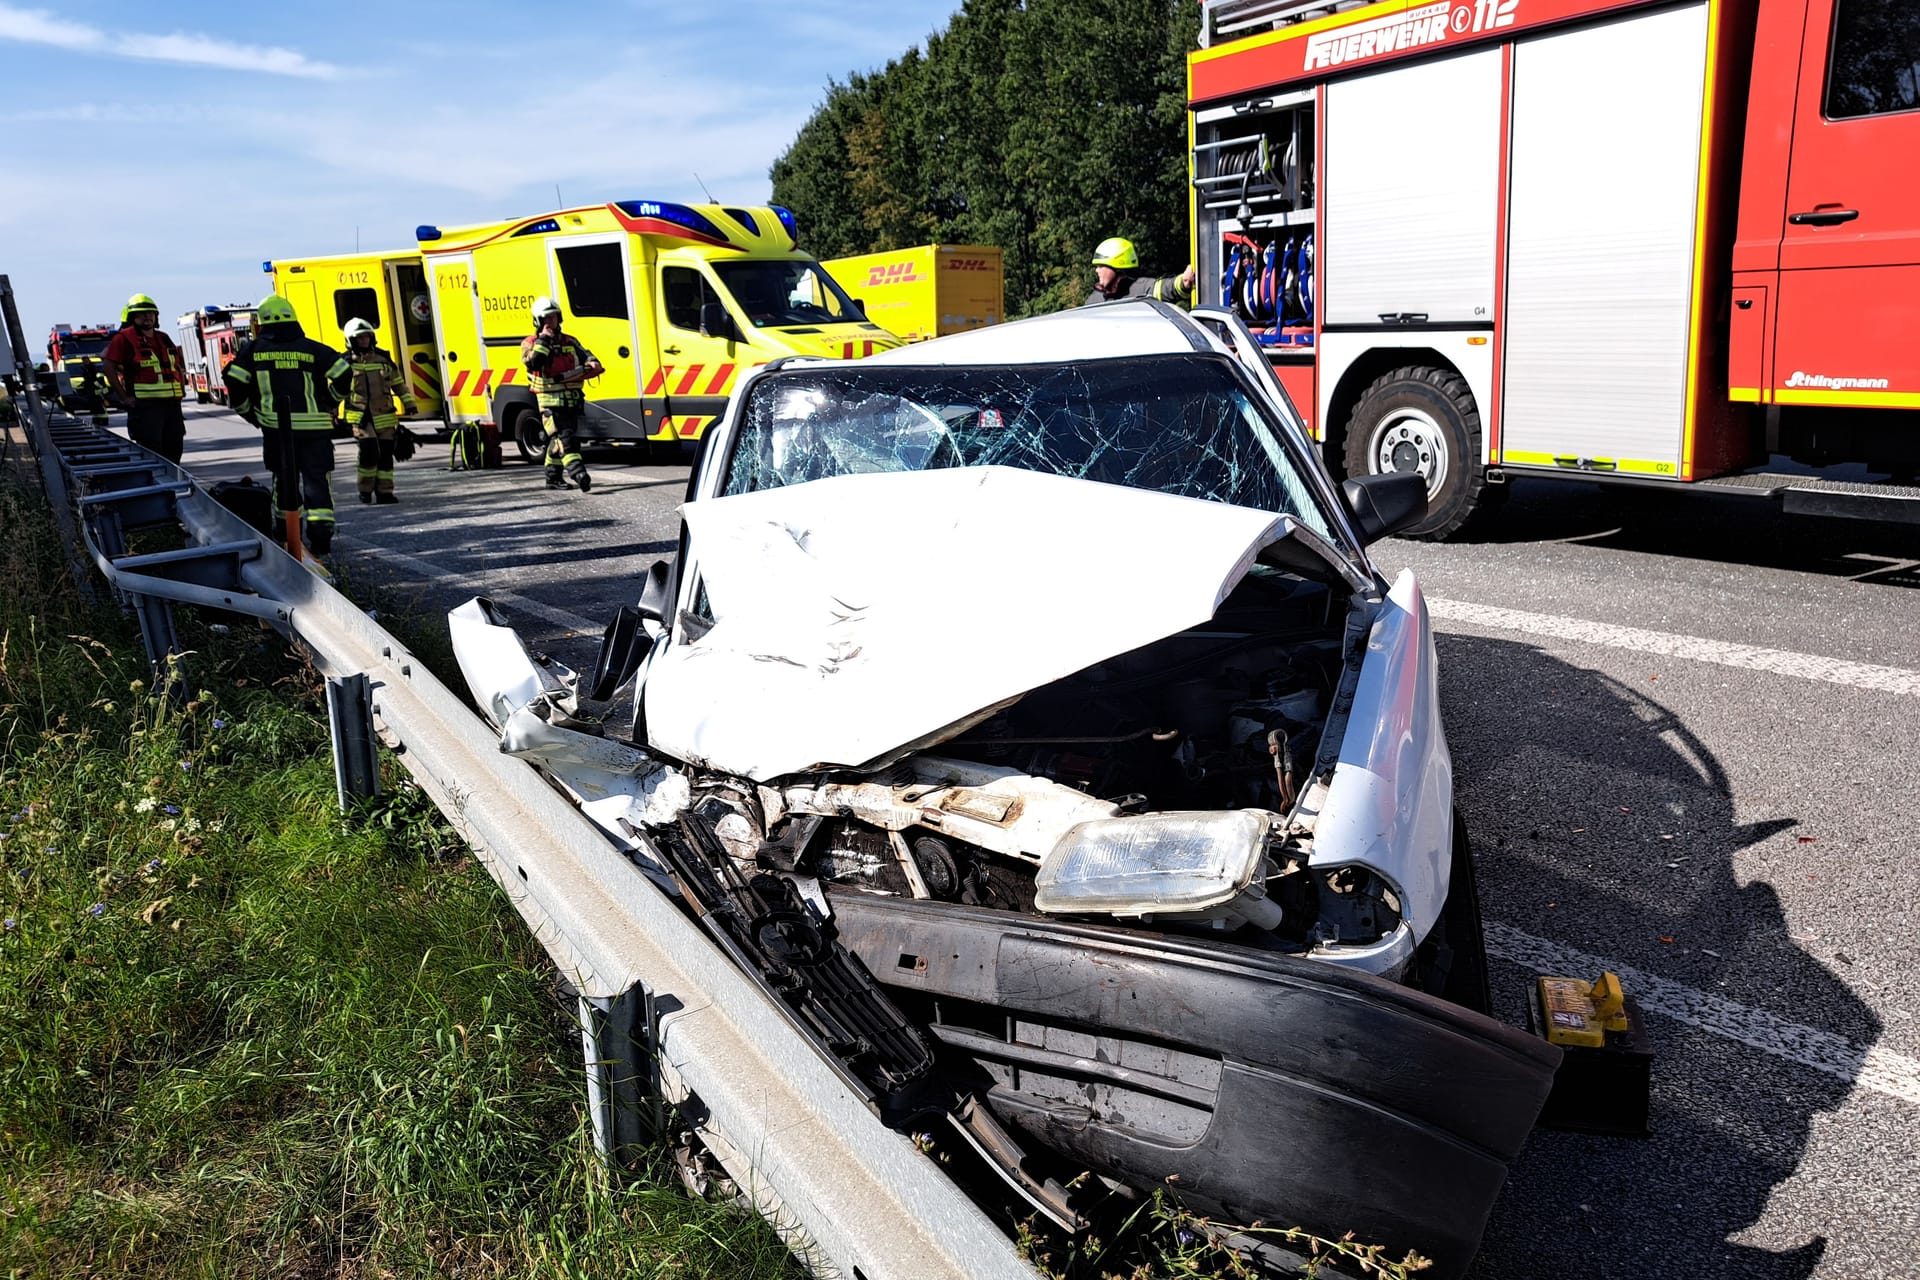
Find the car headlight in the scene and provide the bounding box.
[1033,810,1272,917]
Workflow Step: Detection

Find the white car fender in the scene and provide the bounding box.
[1310,570,1453,943]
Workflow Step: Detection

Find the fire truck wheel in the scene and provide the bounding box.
[506,406,544,464]
[1343,365,1486,540]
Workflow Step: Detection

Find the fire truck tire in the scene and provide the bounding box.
[506,405,544,464]
[1343,365,1486,540]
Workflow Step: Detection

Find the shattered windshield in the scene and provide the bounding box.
[722,354,1334,537]
[711,260,863,329]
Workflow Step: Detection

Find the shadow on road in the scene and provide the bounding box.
[1455,478,1920,586]
[1449,633,1875,1279]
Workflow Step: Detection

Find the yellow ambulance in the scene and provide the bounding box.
[263,250,444,419]
[414,200,900,460]
[820,244,1005,343]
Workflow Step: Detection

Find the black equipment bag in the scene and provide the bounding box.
[208,475,276,537]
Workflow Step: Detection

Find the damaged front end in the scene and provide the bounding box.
[447,309,1556,1277]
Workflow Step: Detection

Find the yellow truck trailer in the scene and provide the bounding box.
[415,200,900,460]
[264,250,444,419]
[819,244,1004,343]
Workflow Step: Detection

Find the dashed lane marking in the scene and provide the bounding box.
[1487,922,1920,1108]
[333,537,602,635]
[1429,597,1920,697]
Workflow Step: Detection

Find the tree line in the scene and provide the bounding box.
[770,0,1202,316]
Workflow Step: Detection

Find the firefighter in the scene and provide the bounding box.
[521,296,602,493]
[1083,237,1197,308]
[340,317,417,504]
[103,293,188,461]
[77,361,110,426]
[223,295,350,558]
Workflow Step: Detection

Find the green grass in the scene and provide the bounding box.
[0,473,800,1279]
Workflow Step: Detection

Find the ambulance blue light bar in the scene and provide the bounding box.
[613,200,726,243]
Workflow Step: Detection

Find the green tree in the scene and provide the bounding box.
[772,0,1200,316]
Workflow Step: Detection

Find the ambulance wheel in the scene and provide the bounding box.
[506,406,544,464]
[1343,365,1487,541]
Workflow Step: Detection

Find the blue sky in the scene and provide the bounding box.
[1,1,960,345]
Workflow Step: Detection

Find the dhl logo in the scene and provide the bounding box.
[643,364,737,396]
[944,258,993,271]
[446,367,519,399]
[840,340,893,359]
[865,263,925,287]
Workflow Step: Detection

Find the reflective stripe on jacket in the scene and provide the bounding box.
[342,346,414,426]
[225,332,349,431]
[105,327,186,399]
[521,331,595,409]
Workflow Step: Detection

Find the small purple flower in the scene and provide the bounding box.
[0,833,9,841]
[86,902,105,917]
[1176,1228,1199,1248]
[212,719,227,730]
[163,805,181,816]
[3,917,16,932]
[179,760,193,772]
[145,858,162,872]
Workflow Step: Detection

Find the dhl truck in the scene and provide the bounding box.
[263,250,444,420]
[820,244,1005,342]
[415,200,900,460]
[1189,0,1920,536]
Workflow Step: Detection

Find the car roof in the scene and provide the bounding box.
[858,300,1206,368]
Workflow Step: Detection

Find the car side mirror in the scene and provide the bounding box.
[699,300,737,342]
[1342,472,1428,545]
[852,299,868,320]
[636,558,673,626]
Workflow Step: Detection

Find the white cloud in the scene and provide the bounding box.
[0,4,340,78]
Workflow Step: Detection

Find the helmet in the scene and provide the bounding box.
[531,296,561,322]
[1091,237,1138,271]
[122,292,159,322]
[256,294,299,328]
[343,317,377,343]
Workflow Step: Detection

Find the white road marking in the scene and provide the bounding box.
[334,537,602,635]
[1487,922,1920,1108]
[1428,597,1920,697]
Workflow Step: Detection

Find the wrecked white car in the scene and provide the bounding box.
[451,303,1557,1278]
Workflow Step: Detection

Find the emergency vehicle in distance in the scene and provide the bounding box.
[415,200,899,461]
[45,322,115,412]
[1190,0,1920,536]
[263,251,444,422]
[821,243,1006,342]
[175,304,257,406]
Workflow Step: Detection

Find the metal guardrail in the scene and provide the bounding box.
[14,396,1040,1279]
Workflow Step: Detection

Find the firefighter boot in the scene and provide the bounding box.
[305,517,334,556]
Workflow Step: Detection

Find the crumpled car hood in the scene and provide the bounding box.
[644,465,1319,782]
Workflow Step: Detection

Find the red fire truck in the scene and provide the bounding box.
[175,304,257,406]
[1188,0,1920,535]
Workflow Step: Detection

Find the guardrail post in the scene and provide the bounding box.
[325,673,381,809]
[130,592,180,674]
[580,983,663,1167]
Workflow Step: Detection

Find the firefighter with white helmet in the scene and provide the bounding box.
[520,295,603,493]
[223,294,350,562]
[103,292,189,461]
[340,316,417,504]
[1083,237,1197,308]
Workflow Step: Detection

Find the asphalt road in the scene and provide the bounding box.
[170,403,1920,1280]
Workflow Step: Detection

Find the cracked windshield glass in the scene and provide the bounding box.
[721,353,1335,539]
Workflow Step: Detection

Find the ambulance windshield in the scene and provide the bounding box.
[711,260,864,329]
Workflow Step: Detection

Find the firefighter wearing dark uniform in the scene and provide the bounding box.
[103,293,188,461]
[521,296,601,492]
[1082,237,1197,307]
[224,295,350,555]
[340,317,417,504]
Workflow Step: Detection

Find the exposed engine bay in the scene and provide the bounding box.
[679,568,1405,965]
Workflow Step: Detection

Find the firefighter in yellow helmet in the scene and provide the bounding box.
[340,317,418,504]
[1083,237,1197,308]
[224,295,350,560]
[521,296,602,493]
[103,293,189,461]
